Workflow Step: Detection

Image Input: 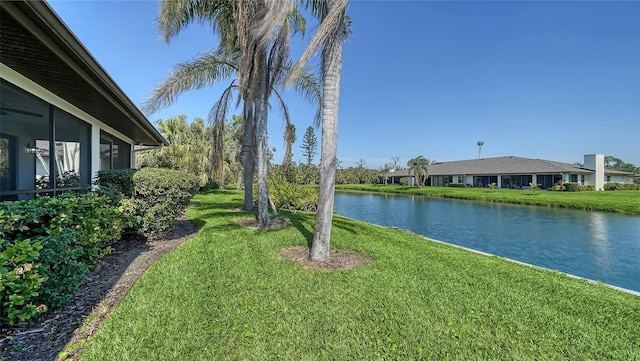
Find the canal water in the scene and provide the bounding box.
[333,192,640,293]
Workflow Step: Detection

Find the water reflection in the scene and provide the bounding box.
[588,212,611,274]
[334,192,640,292]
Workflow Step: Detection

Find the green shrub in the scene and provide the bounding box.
[0,210,47,325]
[199,179,220,193]
[1,191,130,324]
[133,168,199,237]
[604,182,638,191]
[263,174,318,212]
[564,182,580,192]
[95,169,137,196]
[448,183,468,188]
[578,185,595,191]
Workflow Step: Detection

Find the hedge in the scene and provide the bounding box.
[0,191,131,325]
[132,168,199,237]
[1,167,200,325]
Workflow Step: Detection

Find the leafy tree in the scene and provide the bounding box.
[300,126,318,166]
[137,115,215,187]
[300,126,317,183]
[355,159,367,184]
[605,155,639,173]
[407,156,429,187]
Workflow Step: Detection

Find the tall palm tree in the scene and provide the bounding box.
[282,123,296,172]
[288,0,350,261]
[407,156,429,187]
[145,1,318,225]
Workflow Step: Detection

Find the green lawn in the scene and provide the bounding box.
[79,190,640,360]
[337,184,640,214]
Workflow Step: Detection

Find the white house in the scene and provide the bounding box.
[384,154,637,191]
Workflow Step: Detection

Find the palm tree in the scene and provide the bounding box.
[282,123,296,172]
[288,0,350,261]
[407,156,429,187]
[477,141,484,159]
[145,1,318,225]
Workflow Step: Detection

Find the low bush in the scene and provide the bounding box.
[263,174,318,212]
[199,179,220,193]
[95,169,137,196]
[448,183,468,188]
[604,183,638,191]
[133,168,199,237]
[579,185,595,191]
[0,191,130,324]
[564,182,581,192]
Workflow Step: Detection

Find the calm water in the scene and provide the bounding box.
[334,192,640,292]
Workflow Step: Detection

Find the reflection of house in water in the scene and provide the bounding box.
[0,1,165,200]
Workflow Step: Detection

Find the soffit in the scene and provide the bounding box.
[0,2,164,145]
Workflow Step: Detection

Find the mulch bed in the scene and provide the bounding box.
[0,218,199,361]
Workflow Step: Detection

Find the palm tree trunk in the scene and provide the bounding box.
[242,104,255,211]
[256,50,271,227]
[310,7,343,261]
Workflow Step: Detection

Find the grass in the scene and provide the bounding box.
[79,190,640,360]
[337,184,640,214]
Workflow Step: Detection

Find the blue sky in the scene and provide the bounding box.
[48,0,640,169]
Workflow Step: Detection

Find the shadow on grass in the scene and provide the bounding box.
[283,211,314,246]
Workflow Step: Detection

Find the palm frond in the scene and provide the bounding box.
[142,49,238,114]
[207,81,238,128]
[158,0,236,48]
[287,0,349,86]
[272,89,292,131]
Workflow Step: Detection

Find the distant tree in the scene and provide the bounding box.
[379,163,391,185]
[605,155,639,173]
[355,158,367,183]
[300,126,318,183]
[407,156,429,187]
[391,156,401,170]
[282,123,297,171]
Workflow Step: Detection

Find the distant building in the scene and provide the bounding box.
[383,154,637,190]
[1,1,165,200]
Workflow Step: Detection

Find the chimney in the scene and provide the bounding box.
[584,154,605,191]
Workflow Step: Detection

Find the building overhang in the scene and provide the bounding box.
[0,1,165,146]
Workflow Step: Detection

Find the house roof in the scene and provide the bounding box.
[0,1,165,146]
[387,156,638,177]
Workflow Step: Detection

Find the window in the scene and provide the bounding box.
[570,174,578,182]
[537,174,562,189]
[474,176,498,188]
[501,175,532,189]
[0,80,90,199]
[100,131,131,170]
